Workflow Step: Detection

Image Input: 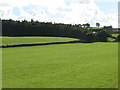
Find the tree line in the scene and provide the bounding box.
[2,19,111,42]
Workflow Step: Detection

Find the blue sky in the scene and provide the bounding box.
[0,0,119,27]
[96,2,118,14]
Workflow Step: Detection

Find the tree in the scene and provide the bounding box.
[96,23,100,27]
[79,24,82,27]
[84,32,96,42]
[2,19,87,39]
[96,30,110,42]
[31,19,34,23]
[85,23,90,28]
[116,35,120,42]
[82,24,86,28]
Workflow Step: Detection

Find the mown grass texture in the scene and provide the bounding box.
[1,36,78,46]
[2,37,118,88]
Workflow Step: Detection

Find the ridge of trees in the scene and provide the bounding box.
[2,19,111,42]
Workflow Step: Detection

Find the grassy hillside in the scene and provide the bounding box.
[1,37,78,46]
[2,37,118,88]
[108,34,119,41]
[112,34,120,37]
[88,27,103,29]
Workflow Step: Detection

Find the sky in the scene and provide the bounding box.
[0,0,119,28]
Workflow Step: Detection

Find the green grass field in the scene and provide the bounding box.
[88,27,103,29]
[2,37,118,88]
[108,34,119,41]
[1,36,78,46]
[112,34,120,37]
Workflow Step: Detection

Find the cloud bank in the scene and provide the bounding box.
[0,0,118,27]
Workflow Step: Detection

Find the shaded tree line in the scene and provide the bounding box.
[2,19,111,42]
[2,19,85,38]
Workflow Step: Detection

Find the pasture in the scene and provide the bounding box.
[1,36,78,46]
[2,37,118,88]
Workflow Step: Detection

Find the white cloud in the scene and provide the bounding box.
[94,0,119,2]
[0,0,118,28]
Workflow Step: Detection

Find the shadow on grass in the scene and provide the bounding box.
[0,40,95,48]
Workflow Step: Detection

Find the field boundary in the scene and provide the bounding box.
[1,40,115,48]
[1,40,84,48]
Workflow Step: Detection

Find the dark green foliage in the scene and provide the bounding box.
[2,19,111,42]
[116,35,120,42]
[84,32,96,42]
[85,23,90,28]
[2,19,84,39]
[96,23,100,27]
[96,30,110,42]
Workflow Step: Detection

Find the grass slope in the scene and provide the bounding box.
[88,27,103,29]
[2,37,118,88]
[108,34,119,41]
[1,37,78,46]
[112,34,120,37]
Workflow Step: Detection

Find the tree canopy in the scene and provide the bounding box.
[2,19,111,42]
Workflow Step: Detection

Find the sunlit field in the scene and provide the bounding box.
[2,37,118,88]
[1,36,78,46]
